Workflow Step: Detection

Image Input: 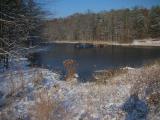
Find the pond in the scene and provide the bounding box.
[28,43,160,80]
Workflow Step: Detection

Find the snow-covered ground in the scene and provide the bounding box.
[0,58,159,120]
[0,67,130,120]
[51,38,160,47]
[133,38,160,47]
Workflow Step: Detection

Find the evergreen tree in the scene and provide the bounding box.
[149,6,160,38]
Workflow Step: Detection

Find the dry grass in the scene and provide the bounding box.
[7,69,29,97]
[147,92,160,106]
[129,61,160,119]
[0,69,46,120]
[29,88,56,120]
[143,58,160,68]
[130,62,160,97]
[0,109,15,120]
[19,70,25,90]
[8,72,16,97]
[94,68,128,85]
[32,69,44,85]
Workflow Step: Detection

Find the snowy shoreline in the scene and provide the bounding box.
[43,38,160,47]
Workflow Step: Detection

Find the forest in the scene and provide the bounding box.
[0,0,45,69]
[44,6,160,43]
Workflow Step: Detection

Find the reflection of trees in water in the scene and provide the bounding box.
[122,94,148,120]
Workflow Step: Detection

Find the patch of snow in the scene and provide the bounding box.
[121,67,134,70]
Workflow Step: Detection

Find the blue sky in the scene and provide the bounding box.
[36,0,160,18]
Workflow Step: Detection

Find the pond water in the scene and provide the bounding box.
[28,43,160,80]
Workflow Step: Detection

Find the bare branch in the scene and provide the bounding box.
[0,18,15,24]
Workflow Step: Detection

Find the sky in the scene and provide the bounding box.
[36,0,160,18]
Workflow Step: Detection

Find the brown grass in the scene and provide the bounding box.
[32,69,44,85]
[143,58,160,68]
[19,69,25,90]
[129,61,160,119]
[8,72,16,96]
[94,68,128,85]
[147,92,160,106]
[131,63,160,97]
[29,88,56,120]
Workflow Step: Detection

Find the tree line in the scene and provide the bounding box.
[0,0,44,68]
[43,6,160,43]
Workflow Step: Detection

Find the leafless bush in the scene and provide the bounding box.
[63,59,78,81]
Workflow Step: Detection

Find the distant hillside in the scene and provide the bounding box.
[43,6,160,43]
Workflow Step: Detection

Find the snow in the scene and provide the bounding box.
[133,38,160,46]
[0,66,132,119]
[121,67,134,70]
[0,57,154,120]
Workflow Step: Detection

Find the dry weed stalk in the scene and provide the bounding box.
[8,70,26,97]
[8,71,16,96]
[32,70,44,85]
[18,69,25,90]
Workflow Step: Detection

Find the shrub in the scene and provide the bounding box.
[63,59,78,81]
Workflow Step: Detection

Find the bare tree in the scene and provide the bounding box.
[0,0,45,70]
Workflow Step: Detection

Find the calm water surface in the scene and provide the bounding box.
[28,43,160,80]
